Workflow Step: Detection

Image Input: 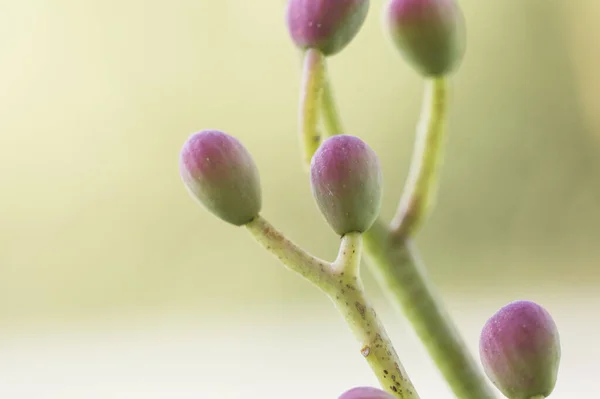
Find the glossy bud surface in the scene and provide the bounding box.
[386,0,465,76]
[287,0,370,55]
[480,300,561,399]
[339,387,395,399]
[180,130,261,226]
[310,135,382,235]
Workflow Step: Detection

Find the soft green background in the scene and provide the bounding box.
[1,1,599,398]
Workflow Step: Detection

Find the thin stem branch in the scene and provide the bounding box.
[390,78,448,238]
[299,48,326,167]
[245,216,419,399]
[245,215,333,290]
[321,72,345,137]
[363,220,496,399]
[332,232,362,275]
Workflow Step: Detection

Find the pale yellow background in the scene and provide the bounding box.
[1,1,599,398]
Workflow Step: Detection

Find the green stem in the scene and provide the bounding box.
[245,216,419,399]
[299,48,326,167]
[245,215,333,289]
[528,396,545,399]
[321,72,345,137]
[330,234,418,399]
[390,78,448,238]
[363,220,496,399]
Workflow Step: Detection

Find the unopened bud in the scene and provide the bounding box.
[339,387,395,399]
[180,130,261,226]
[310,135,382,235]
[479,300,561,399]
[386,0,465,76]
[287,0,370,56]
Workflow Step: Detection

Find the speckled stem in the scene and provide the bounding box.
[245,215,333,289]
[390,78,448,238]
[363,220,496,399]
[245,217,419,399]
[321,73,345,137]
[299,48,326,167]
[329,234,419,399]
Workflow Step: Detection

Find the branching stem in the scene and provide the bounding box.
[390,77,448,238]
[246,217,419,399]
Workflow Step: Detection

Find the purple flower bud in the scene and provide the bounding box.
[339,387,395,399]
[310,135,382,236]
[180,130,261,226]
[479,300,561,399]
[385,0,466,76]
[286,0,370,56]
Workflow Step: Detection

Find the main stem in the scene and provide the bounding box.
[363,220,496,399]
[246,217,418,399]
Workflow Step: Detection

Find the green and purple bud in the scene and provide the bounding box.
[479,300,561,399]
[286,0,370,56]
[180,130,261,226]
[339,387,395,399]
[385,0,466,76]
[310,135,382,236]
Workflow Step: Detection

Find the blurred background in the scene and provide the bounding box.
[1,0,599,397]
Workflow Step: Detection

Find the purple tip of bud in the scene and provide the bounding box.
[339,387,395,399]
[286,0,370,56]
[479,300,561,399]
[310,135,382,236]
[180,130,261,226]
[386,0,465,76]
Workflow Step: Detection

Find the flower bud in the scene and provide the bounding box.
[479,300,561,399]
[310,135,382,235]
[286,0,370,56]
[385,0,466,76]
[339,387,395,399]
[180,130,261,226]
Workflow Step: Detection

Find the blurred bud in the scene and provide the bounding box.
[310,135,382,235]
[339,387,395,399]
[479,300,561,399]
[180,130,261,226]
[286,0,370,56]
[385,0,466,76]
